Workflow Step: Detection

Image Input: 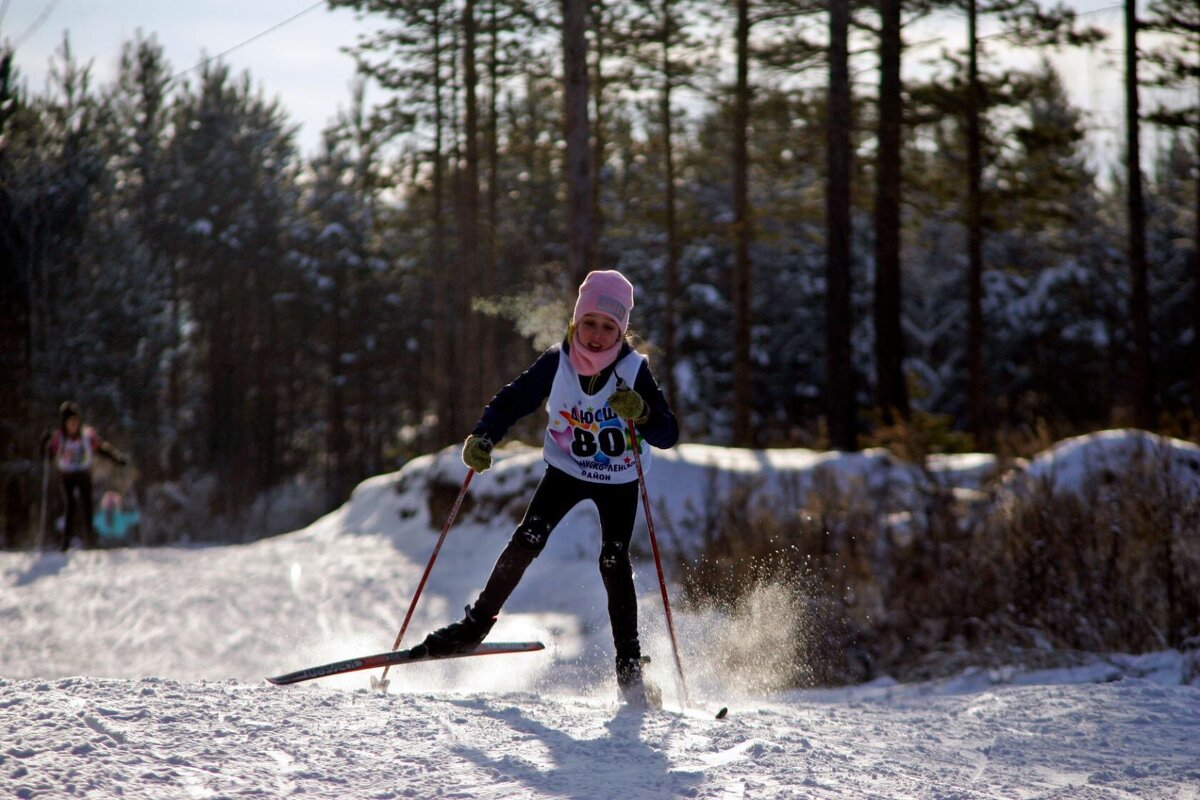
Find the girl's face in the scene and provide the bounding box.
[65,417,80,436]
[576,312,622,351]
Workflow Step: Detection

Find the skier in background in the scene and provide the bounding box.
[415,270,679,705]
[44,402,128,551]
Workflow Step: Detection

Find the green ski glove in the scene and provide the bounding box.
[461,434,494,473]
[608,388,646,422]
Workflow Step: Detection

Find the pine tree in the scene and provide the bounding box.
[919,0,1103,443]
[624,0,706,411]
[727,0,825,445]
[1143,0,1200,421]
[906,59,1116,433]
[731,0,754,445]
[0,46,37,458]
[335,0,468,444]
[163,63,299,512]
[303,96,393,508]
[872,0,909,426]
[102,33,176,474]
[18,37,110,417]
[989,65,1115,429]
[563,0,593,282]
[826,0,856,450]
[1124,0,1153,427]
[460,0,487,422]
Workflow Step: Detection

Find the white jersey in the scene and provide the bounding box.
[54,428,95,473]
[543,349,650,484]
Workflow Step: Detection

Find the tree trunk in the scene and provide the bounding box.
[826,0,856,451]
[0,257,30,461]
[1194,77,1200,422]
[661,0,680,412]
[207,271,238,513]
[0,52,30,462]
[259,283,281,494]
[486,0,502,399]
[732,0,754,445]
[461,0,485,419]
[873,0,908,424]
[431,9,459,446]
[165,257,183,474]
[591,1,607,267]
[966,0,988,445]
[449,24,468,442]
[327,257,346,509]
[1125,0,1154,429]
[563,0,593,284]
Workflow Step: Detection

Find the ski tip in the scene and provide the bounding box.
[715,706,728,719]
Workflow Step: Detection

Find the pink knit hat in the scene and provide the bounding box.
[572,270,634,333]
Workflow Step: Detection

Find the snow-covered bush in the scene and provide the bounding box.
[672,431,1200,686]
[970,432,1200,653]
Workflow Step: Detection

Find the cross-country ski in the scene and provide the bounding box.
[267,641,546,686]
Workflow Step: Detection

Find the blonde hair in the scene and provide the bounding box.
[567,320,641,351]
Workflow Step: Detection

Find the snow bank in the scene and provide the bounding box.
[1016,428,1200,498]
[420,441,1004,560]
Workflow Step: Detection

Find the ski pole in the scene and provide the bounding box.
[373,467,475,691]
[624,415,690,708]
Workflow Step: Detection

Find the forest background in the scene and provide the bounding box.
[2,0,1199,546]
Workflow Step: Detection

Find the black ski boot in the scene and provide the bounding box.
[616,653,661,708]
[415,606,497,657]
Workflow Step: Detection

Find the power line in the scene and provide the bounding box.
[11,0,62,48]
[172,0,327,80]
[1075,3,1123,18]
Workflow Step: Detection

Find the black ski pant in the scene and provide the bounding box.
[60,471,96,550]
[473,466,642,661]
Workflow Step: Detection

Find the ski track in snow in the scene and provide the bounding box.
[3,440,1200,799]
[3,677,1198,799]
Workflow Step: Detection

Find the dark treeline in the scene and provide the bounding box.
[1,0,1198,542]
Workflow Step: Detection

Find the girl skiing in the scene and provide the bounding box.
[416,270,678,704]
[45,402,129,550]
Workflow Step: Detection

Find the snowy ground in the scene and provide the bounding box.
[3,434,1199,799]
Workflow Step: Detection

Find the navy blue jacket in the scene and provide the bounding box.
[471,341,679,450]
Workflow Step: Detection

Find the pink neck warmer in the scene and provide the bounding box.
[568,332,622,377]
